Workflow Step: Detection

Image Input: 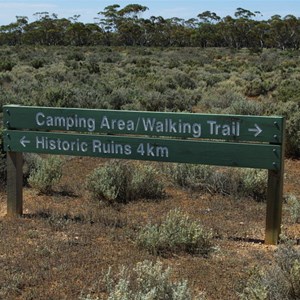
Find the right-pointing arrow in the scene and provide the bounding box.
[248,124,262,137]
[20,136,30,147]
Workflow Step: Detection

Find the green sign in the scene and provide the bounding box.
[3,105,285,245]
[4,130,281,170]
[4,105,284,142]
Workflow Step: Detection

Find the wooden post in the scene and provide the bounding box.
[265,168,284,244]
[7,151,23,217]
[265,119,285,245]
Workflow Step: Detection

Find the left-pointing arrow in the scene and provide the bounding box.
[20,136,30,147]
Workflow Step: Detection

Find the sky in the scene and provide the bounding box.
[0,0,300,26]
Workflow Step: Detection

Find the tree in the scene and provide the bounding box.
[0,16,28,45]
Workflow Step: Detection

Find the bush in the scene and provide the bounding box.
[85,160,165,204]
[23,153,42,186]
[97,260,206,300]
[30,58,46,69]
[136,209,214,256]
[240,243,300,300]
[286,194,300,223]
[277,79,300,104]
[0,59,15,72]
[240,169,268,201]
[168,164,220,192]
[245,78,267,97]
[225,98,266,116]
[28,155,63,194]
[271,101,300,157]
[168,164,267,201]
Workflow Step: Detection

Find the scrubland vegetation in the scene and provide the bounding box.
[0,43,300,299]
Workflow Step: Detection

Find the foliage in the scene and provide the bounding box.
[240,243,300,300]
[136,209,214,256]
[240,169,268,201]
[0,59,15,72]
[271,101,300,157]
[96,260,206,300]
[168,164,267,201]
[23,153,42,186]
[286,194,300,223]
[28,155,63,194]
[0,46,299,158]
[277,79,300,103]
[85,160,165,204]
[1,7,300,50]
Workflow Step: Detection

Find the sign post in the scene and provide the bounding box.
[7,151,23,216]
[3,105,285,244]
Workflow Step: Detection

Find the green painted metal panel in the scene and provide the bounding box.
[3,105,284,143]
[4,130,282,170]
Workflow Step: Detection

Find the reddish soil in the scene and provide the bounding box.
[0,157,299,299]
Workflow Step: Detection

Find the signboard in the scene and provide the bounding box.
[4,130,281,169]
[4,105,283,142]
[3,105,285,245]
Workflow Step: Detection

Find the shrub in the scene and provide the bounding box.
[277,79,300,104]
[98,260,207,300]
[167,164,267,201]
[0,59,16,72]
[173,71,196,89]
[271,101,300,157]
[23,153,42,186]
[240,169,268,201]
[168,163,218,192]
[0,72,12,85]
[136,209,214,256]
[28,155,63,194]
[225,98,266,116]
[240,244,300,299]
[200,88,246,113]
[245,78,267,97]
[286,194,300,223]
[30,58,46,69]
[107,87,133,110]
[67,50,85,61]
[85,160,165,204]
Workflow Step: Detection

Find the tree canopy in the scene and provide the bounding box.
[1,4,300,49]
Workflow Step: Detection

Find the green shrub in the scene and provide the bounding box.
[28,155,63,194]
[225,98,266,116]
[172,70,196,89]
[200,88,246,113]
[240,244,300,300]
[30,58,46,69]
[0,72,12,85]
[168,163,218,192]
[85,160,165,204]
[245,78,267,97]
[271,101,300,157]
[67,50,85,61]
[0,59,16,72]
[97,260,206,300]
[136,209,214,256]
[277,79,300,104]
[240,169,268,201]
[86,56,100,74]
[286,194,300,223]
[168,164,267,201]
[23,153,42,186]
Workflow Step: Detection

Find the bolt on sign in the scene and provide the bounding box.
[3,105,285,245]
